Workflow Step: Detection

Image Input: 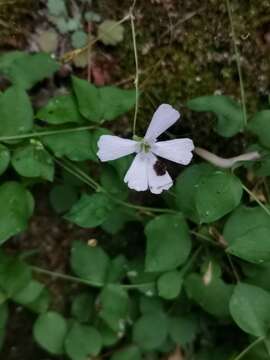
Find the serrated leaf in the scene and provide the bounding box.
[71,30,88,49]
[187,95,245,137]
[98,20,124,46]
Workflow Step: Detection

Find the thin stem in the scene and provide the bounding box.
[54,158,97,191]
[61,15,131,63]
[56,158,177,215]
[32,266,154,290]
[32,266,103,288]
[190,230,221,248]
[130,1,139,137]
[242,183,270,217]
[0,125,95,142]
[226,0,247,126]
[233,337,265,360]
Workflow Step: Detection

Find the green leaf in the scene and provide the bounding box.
[175,163,214,223]
[12,142,54,181]
[13,280,44,305]
[36,29,58,53]
[97,321,119,346]
[185,273,233,318]
[0,253,31,297]
[0,86,33,138]
[224,206,270,264]
[65,323,102,360]
[34,311,68,355]
[70,241,109,285]
[27,287,51,314]
[157,271,183,300]
[111,345,142,360]
[36,95,83,124]
[98,20,124,46]
[0,144,10,175]
[0,182,34,244]
[98,284,129,332]
[65,193,115,228]
[169,315,198,346]
[47,0,67,16]
[101,206,136,235]
[187,95,244,137]
[132,312,168,350]
[230,282,270,337]
[71,293,94,323]
[196,170,243,223]
[72,76,136,123]
[101,166,128,199]
[0,52,59,90]
[49,184,78,214]
[145,214,191,272]
[71,31,88,48]
[248,111,270,148]
[42,129,93,161]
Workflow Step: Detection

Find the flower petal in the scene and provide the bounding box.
[97,135,138,162]
[152,138,194,165]
[147,153,173,194]
[144,104,180,141]
[124,153,148,191]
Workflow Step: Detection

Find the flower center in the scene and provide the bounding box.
[140,140,151,153]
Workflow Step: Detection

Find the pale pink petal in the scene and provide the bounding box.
[152,138,194,165]
[144,104,180,141]
[97,135,138,162]
[124,153,148,191]
[147,153,173,194]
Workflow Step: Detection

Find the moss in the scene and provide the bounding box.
[98,0,270,156]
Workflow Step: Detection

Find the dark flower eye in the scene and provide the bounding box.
[153,160,167,176]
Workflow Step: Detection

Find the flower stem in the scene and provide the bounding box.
[242,183,270,217]
[226,0,247,126]
[0,125,95,142]
[232,337,265,360]
[130,1,140,137]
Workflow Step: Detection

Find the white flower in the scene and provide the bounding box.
[97,104,194,194]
